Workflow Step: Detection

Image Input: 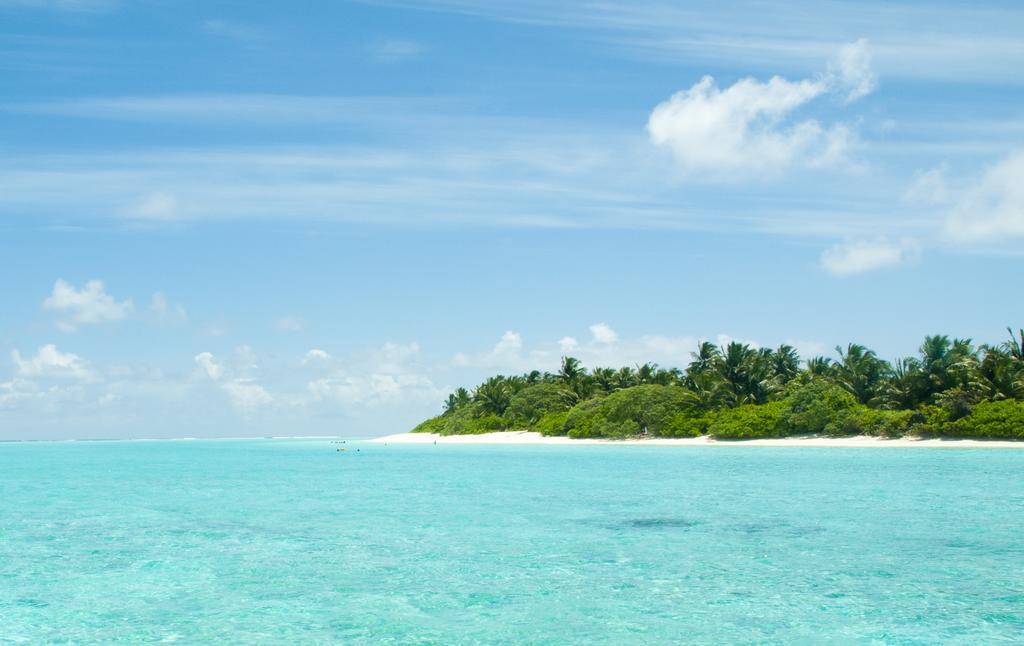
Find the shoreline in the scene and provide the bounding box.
[369,431,1024,448]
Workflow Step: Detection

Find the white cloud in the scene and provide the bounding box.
[43,279,133,330]
[194,352,223,381]
[308,373,442,407]
[194,350,272,414]
[826,38,877,102]
[275,316,303,332]
[787,339,827,358]
[201,19,264,42]
[370,38,424,62]
[647,41,872,179]
[0,0,112,10]
[453,331,525,369]
[943,151,1024,243]
[589,323,618,344]
[904,165,950,205]
[306,341,442,407]
[12,344,93,380]
[221,380,273,412]
[0,378,40,409]
[377,342,421,373]
[820,239,919,276]
[558,336,578,352]
[302,348,331,364]
[128,191,179,220]
[149,292,187,322]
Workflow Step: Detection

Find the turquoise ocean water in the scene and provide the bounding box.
[1,439,1023,644]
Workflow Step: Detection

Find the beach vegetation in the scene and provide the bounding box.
[416,327,1024,441]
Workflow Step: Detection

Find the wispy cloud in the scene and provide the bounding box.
[359,0,1024,83]
[0,0,113,11]
[369,38,424,62]
[942,151,1024,244]
[201,19,265,42]
[9,94,462,124]
[820,238,919,275]
[275,317,303,332]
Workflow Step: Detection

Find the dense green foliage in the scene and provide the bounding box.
[412,329,1024,440]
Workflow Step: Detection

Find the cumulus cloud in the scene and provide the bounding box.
[454,325,700,373]
[589,323,618,344]
[149,292,187,322]
[942,151,1024,243]
[826,38,877,102]
[820,239,919,276]
[453,331,525,368]
[12,344,93,380]
[306,341,442,407]
[220,380,273,412]
[194,352,223,380]
[194,350,272,414]
[274,316,303,332]
[308,373,443,407]
[377,342,421,372]
[43,279,133,331]
[647,40,873,179]
[0,378,40,409]
[302,348,331,364]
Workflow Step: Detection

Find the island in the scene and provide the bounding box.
[392,329,1024,444]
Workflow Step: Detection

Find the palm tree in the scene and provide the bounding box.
[806,356,833,377]
[591,367,617,393]
[635,362,658,385]
[833,343,891,405]
[772,344,801,384]
[687,341,720,377]
[1003,327,1024,363]
[976,347,1024,401]
[473,376,512,416]
[686,370,729,411]
[443,387,472,415]
[712,342,778,405]
[880,358,922,409]
[613,366,637,390]
[558,356,584,383]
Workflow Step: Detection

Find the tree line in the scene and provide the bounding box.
[412,329,1024,439]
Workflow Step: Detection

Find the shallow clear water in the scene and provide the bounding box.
[2,440,1023,644]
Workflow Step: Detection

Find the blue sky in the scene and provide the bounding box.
[2,0,1022,439]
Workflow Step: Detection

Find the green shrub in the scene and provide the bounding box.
[780,379,857,435]
[597,385,694,437]
[835,406,919,437]
[947,400,1024,439]
[707,402,785,439]
[505,383,573,427]
[411,415,448,434]
[916,405,951,435]
[435,406,506,435]
[533,410,570,436]
[564,397,607,438]
[661,412,708,437]
[588,418,641,439]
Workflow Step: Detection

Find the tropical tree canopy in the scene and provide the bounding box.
[415,329,1024,440]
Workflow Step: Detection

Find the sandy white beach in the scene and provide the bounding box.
[370,431,1024,448]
